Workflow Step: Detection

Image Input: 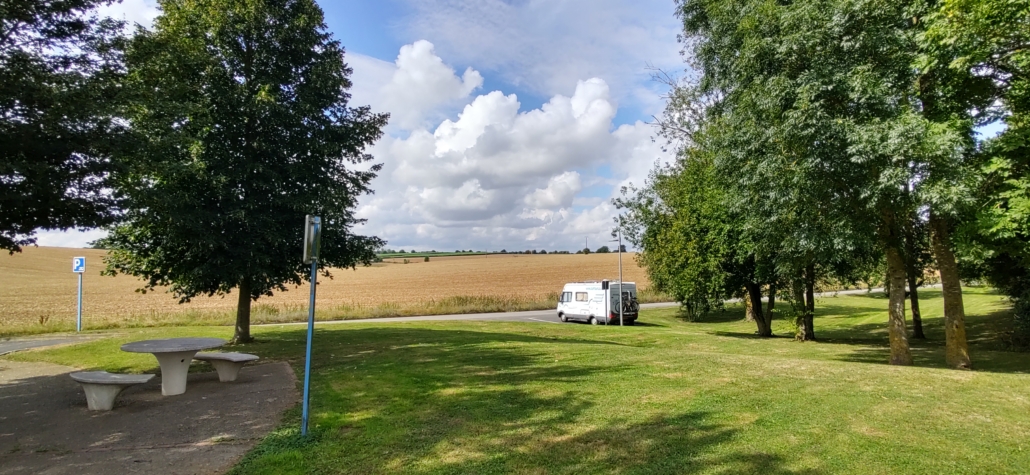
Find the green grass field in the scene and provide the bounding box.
[6,287,1029,474]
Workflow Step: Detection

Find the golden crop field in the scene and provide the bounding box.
[0,247,657,335]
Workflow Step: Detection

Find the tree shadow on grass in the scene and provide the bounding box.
[709,315,1030,374]
[687,286,1030,373]
[229,325,822,475]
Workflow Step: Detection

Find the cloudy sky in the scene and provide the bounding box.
[39,0,683,251]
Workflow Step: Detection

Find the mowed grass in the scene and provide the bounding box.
[6,287,1028,474]
[0,247,662,336]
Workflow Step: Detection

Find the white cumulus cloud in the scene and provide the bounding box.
[351,57,674,251]
[397,0,682,115]
[525,172,582,209]
[349,41,483,131]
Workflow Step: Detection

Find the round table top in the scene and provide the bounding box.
[121,337,226,354]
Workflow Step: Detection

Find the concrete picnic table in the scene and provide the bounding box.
[120,337,226,396]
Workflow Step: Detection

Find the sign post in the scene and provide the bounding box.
[610,224,625,326]
[301,215,321,437]
[73,257,85,331]
[617,228,624,326]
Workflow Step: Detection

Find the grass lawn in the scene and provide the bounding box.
[5,287,1029,474]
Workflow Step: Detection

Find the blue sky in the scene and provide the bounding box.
[42,0,683,251]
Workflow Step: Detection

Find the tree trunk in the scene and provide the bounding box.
[885,246,914,365]
[232,276,254,344]
[908,273,925,339]
[745,282,771,337]
[798,263,816,341]
[929,210,971,369]
[744,290,756,322]
[767,283,776,319]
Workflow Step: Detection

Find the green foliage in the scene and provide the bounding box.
[617,151,735,321]
[0,0,127,252]
[595,246,609,253]
[101,0,387,333]
[929,0,1030,343]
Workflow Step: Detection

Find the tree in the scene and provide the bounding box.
[102,0,387,343]
[930,0,1030,349]
[582,247,591,255]
[618,147,775,335]
[0,0,126,252]
[904,211,932,339]
[671,0,978,361]
[596,246,610,253]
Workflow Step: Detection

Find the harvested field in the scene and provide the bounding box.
[0,247,659,335]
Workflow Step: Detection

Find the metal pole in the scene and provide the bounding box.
[77,272,83,332]
[301,243,318,436]
[618,228,623,326]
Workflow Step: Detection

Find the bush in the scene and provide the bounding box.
[596,246,610,253]
[424,256,430,262]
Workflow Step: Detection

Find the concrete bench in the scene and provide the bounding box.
[70,371,155,411]
[194,352,259,382]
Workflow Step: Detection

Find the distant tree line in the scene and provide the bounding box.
[617,0,1029,366]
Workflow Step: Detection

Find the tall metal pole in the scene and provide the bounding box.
[76,272,83,332]
[618,228,623,326]
[301,219,319,437]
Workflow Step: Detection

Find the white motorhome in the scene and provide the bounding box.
[556,281,639,325]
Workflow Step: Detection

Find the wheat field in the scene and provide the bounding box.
[0,247,657,335]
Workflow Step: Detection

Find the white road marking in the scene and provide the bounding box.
[528,318,560,324]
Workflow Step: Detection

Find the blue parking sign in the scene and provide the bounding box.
[73,257,85,273]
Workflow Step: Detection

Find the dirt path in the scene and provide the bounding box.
[0,359,297,475]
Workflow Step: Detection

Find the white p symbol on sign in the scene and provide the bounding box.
[73,257,85,273]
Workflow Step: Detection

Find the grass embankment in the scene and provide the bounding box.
[0,248,665,336]
[6,288,1029,474]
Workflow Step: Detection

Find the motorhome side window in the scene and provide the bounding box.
[561,292,572,302]
[575,292,588,302]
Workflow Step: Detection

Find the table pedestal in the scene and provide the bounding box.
[154,350,199,395]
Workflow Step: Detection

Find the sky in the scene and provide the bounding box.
[37,0,683,251]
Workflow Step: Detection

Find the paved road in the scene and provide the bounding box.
[262,286,908,327]
[0,338,94,357]
[261,302,680,327]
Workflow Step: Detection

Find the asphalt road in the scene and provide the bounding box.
[0,337,97,357]
[287,302,682,326]
[264,286,904,327]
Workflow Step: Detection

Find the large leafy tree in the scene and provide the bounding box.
[0,0,126,252]
[669,0,982,365]
[930,0,1030,345]
[103,0,388,343]
[618,94,778,336]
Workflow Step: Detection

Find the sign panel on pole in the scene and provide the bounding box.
[303,215,321,264]
[73,257,86,273]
